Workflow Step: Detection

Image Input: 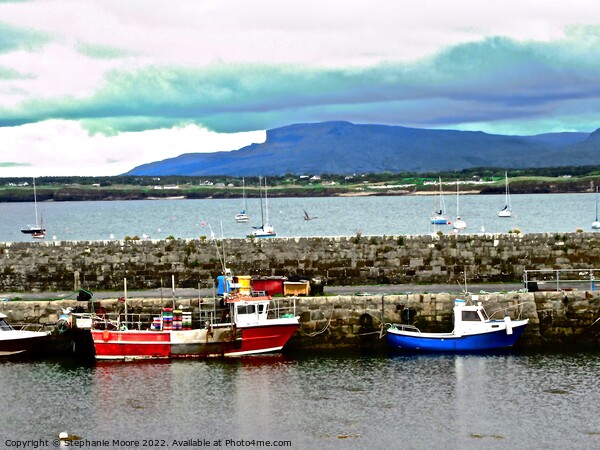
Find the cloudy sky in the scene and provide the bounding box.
[2,0,600,177]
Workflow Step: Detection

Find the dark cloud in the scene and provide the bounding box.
[5,28,600,134]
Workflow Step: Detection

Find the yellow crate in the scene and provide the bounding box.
[284,280,310,296]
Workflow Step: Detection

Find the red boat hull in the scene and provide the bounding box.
[91,322,298,360]
[225,323,299,356]
[91,326,241,360]
[92,330,171,359]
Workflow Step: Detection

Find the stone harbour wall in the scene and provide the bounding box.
[2,290,600,352]
[2,232,600,292]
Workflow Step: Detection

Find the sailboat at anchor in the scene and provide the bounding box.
[453,181,466,231]
[430,177,449,225]
[498,171,513,218]
[592,186,600,230]
[247,177,276,238]
[20,178,46,239]
[235,178,249,223]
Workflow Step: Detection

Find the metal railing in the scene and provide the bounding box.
[523,269,600,292]
[68,296,298,331]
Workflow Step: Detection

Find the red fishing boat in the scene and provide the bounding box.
[221,294,299,356]
[67,282,299,360]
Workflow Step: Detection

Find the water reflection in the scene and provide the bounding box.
[1,352,600,448]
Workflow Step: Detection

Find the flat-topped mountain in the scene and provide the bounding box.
[125,121,595,176]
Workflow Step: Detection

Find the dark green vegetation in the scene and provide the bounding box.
[2,165,600,201]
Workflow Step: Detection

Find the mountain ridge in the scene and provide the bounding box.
[125,121,594,176]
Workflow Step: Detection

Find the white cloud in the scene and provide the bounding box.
[0,120,266,177]
[4,1,600,68]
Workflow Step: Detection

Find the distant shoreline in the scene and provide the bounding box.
[0,177,595,202]
[0,188,589,202]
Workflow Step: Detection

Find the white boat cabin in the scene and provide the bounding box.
[228,298,271,327]
[453,299,515,336]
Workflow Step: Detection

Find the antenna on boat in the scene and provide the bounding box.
[171,274,176,309]
[456,270,469,298]
[209,223,228,275]
[220,220,226,264]
[160,278,164,309]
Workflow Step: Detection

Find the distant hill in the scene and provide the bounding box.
[125,121,595,176]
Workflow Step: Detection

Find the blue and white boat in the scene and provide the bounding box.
[386,299,528,352]
[430,177,449,225]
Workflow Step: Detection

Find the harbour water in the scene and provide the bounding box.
[1,192,599,243]
[1,351,600,449]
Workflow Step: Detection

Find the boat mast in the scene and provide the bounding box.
[438,177,445,215]
[592,186,600,229]
[33,177,40,227]
[265,177,269,226]
[242,177,247,211]
[456,180,459,216]
[124,277,128,320]
[505,171,510,210]
[259,176,265,229]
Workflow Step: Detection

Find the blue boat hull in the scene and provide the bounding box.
[386,323,527,352]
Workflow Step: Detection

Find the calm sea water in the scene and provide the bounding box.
[1,351,599,449]
[1,193,599,243]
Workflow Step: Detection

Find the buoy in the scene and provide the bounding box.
[102,329,110,341]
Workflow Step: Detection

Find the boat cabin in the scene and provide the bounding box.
[452,299,506,335]
[227,297,271,326]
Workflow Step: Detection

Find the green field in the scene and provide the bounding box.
[2,166,600,201]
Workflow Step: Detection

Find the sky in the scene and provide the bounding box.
[2,0,600,177]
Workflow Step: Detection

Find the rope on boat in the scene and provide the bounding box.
[487,301,528,320]
[8,291,80,331]
[378,323,392,339]
[586,315,600,330]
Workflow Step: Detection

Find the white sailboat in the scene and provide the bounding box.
[247,177,276,238]
[498,171,513,218]
[592,186,600,230]
[430,177,449,225]
[453,181,466,231]
[20,177,46,239]
[235,178,249,223]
